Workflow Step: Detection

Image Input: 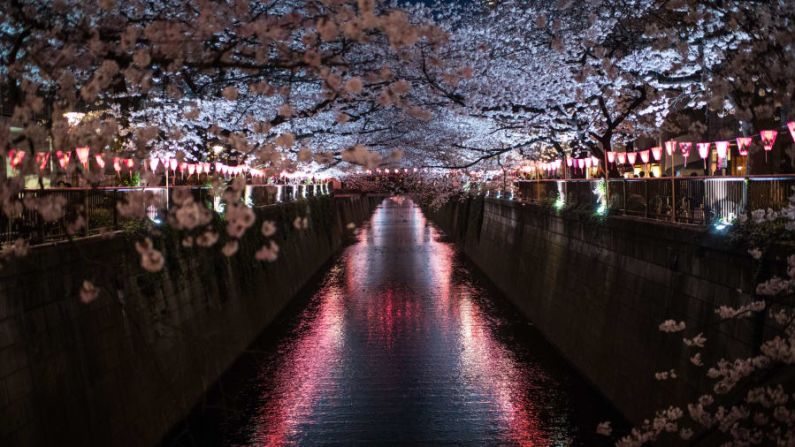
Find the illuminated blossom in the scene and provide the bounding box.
[261,220,277,237]
[80,280,99,304]
[255,240,279,262]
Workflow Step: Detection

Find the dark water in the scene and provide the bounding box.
[165,197,623,446]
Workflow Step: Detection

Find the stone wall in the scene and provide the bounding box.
[0,194,381,447]
[431,197,764,423]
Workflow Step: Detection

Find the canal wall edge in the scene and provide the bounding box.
[0,194,382,447]
[429,197,763,424]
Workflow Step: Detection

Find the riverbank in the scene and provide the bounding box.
[0,194,382,447]
[428,196,762,424]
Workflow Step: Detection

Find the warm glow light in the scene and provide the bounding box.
[639,150,650,164]
[212,144,224,154]
[169,159,178,171]
[617,152,627,164]
[63,111,86,127]
[94,154,106,169]
[627,152,637,165]
[606,151,615,163]
[149,158,159,172]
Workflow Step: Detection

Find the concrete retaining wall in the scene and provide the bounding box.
[0,194,381,447]
[431,197,763,423]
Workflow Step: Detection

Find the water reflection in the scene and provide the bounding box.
[170,197,621,447]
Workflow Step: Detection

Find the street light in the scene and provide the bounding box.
[63,112,86,127]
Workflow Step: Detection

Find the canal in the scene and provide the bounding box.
[164,197,624,446]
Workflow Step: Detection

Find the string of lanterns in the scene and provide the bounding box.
[3,147,269,180]
[528,121,795,175]
[362,167,425,175]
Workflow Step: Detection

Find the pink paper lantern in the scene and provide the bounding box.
[187,164,196,176]
[715,141,729,160]
[697,142,710,169]
[124,158,135,169]
[736,137,752,156]
[577,158,585,169]
[617,152,627,164]
[7,149,26,170]
[94,154,106,169]
[566,157,573,167]
[584,158,592,169]
[149,158,159,172]
[113,157,122,175]
[591,156,599,166]
[55,150,72,169]
[607,151,615,164]
[75,146,90,168]
[627,152,637,165]
[665,141,677,156]
[651,146,662,161]
[697,142,710,159]
[679,142,692,158]
[760,130,778,152]
[788,121,795,142]
[169,159,178,171]
[35,152,50,171]
[639,150,650,164]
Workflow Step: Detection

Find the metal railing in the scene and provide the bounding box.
[514,175,795,226]
[0,183,332,245]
